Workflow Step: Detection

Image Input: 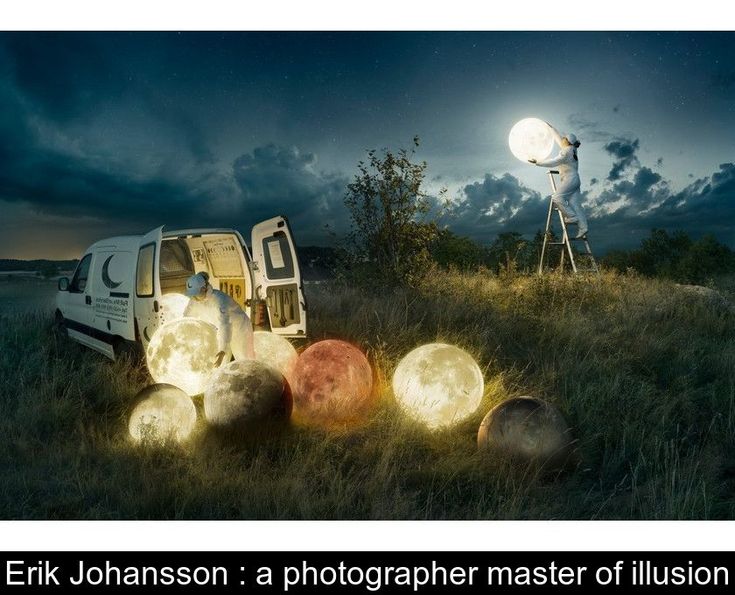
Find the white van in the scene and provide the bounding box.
[55,216,307,360]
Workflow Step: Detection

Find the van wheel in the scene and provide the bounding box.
[53,311,68,338]
[113,338,144,364]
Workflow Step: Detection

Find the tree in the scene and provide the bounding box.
[486,232,543,275]
[431,229,489,270]
[342,137,443,286]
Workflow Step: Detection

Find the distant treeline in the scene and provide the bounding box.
[0,259,79,278]
[6,231,733,285]
[429,228,735,284]
[602,229,735,284]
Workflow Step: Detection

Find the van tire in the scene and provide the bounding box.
[113,338,144,363]
[53,310,68,338]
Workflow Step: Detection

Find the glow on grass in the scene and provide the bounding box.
[128,384,197,444]
[146,318,219,396]
[392,343,484,429]
[253,331,298,383]
[508,118,554,163]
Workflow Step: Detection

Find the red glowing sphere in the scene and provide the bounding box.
[292,339,374,427]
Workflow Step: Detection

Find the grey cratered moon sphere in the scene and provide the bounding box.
[204,359,290,428]
[128,383,197,444]
[477,396,574,468]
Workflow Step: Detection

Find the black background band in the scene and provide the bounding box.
[1,551,733,593]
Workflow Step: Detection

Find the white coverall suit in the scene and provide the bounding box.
[533,126,588,237]
[184,284,255,362]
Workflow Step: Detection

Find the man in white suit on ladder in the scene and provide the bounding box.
[528,123,588,239]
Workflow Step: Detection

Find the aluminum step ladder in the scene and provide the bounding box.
[537,170,599,275]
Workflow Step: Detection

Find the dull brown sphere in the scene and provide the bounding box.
[478,396,575,469]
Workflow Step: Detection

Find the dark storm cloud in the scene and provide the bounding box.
[0,40,348,243]
[586,163,735,249]
[230,144,350,241]
[0,66,219,227]
[592,166,667,221]
[3,33,123,123]
[2,34,214,164]
[448,173,546,241]
[604,138,640,181]
[0,31,734,258]
[449,143,735,251]
[656,163,735,228]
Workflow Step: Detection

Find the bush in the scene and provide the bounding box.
[339,137,443,287]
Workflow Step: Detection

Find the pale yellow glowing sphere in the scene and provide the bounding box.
[146,318,219,396]
[159,293,189,323]
[508,118,554,163]
[253,331,298,383]
[392,343,484,429]
[128,384,197,444]
[204,359,290,428]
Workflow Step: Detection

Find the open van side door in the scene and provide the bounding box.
[135,226,164,349]
[251,216,307,337]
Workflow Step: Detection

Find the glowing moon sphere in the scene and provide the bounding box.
[159,293,189,323]
[128,384,197,444]
[392,343,484,429]
[253,331,298,384]
[204,359,290,428]
[146,318,219,396]
[508,118,554,163]
[477,396,574,467]
[292,340,374,426]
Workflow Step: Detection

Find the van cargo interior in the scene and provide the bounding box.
[159,234,250,312]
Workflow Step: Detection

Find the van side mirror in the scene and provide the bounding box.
[58,277,70,291]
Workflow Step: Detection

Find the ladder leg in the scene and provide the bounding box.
[559,209,578,273]
[538,196,555,275]
[582,238,600,274]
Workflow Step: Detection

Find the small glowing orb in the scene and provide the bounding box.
[146,318,219,396]
[128,384,197,444]
[204,359,290,428]
[508,118,554,163]
[253,331,298,384]
[292,339,374,426]
[392,343,484,429]
[477,396,574,468]
[159,293,189,323]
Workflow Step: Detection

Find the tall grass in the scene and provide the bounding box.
[1,269,734,519]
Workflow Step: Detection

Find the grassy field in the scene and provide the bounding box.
[1,270,735,519]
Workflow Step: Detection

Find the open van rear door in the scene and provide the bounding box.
[251,216,307,337]
[135,226,163,348]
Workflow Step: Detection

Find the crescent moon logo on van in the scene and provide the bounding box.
[101,255,123,289]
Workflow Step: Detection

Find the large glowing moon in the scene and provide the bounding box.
[160,293,189,323]
[128,383,197,444]
[292,339,374,426]
[508,118,554,163]
[253,331,298,384]
[146,318,220,396]
[392,343,484,429]
[204,359,290,428]
[477,396,574,468]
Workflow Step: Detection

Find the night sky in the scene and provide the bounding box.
[1,31,733,259]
